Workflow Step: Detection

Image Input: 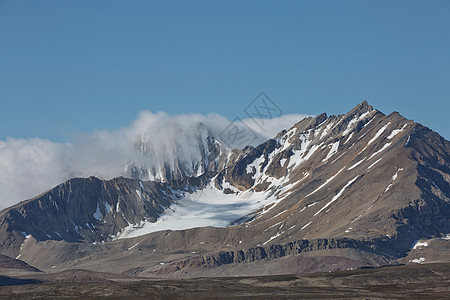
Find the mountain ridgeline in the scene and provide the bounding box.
[0,101,449,277]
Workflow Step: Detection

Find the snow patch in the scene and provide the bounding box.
[320,123,334,139]
[85,223,93,231]
[300,222,312,230]
[104,202,112,214]
[128,242,140,251]
[410,257,425,264]
[342,111,372,136]
[264,221,284,232]
[387,124,407,139]
[348,158,365,170]
[306,167,346,198]
[135,189,145,200]
[405,135,411,146]
[263,232,282,245]
[265,209,288,222]
[412,241,429,249]
[314,176,359,216]
[351,204,373,224]
[288,143,322,170]
[322,141,340,162]
[344,132,353,144]
[366,158,382,170]
[384,168,403,192]
[139,181,146,191]
[246,155,263,175]
[93,202,101,221]
[367,122,391,146]
[368,142,392,160]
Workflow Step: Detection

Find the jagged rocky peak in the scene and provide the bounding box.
[273,101,376,152]
[348,100,374,116]
[216,100,439,219]
[217,101,381,193]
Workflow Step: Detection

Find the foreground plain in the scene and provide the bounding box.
[0,263,449,299]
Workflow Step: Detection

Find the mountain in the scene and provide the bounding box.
[0,101,448,277]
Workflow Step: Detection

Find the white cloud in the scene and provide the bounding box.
[0,111,310,209]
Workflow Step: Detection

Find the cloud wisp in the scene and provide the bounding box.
[0,111,310,209]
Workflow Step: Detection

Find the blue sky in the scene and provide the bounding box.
[0,0,449,141]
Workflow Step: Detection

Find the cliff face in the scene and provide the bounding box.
[151,237,396,274]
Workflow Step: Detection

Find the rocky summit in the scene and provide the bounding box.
[0,101,449,278]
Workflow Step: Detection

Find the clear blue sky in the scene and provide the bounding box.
[0,0,449,141]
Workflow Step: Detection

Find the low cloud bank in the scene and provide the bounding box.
[0,111,310,209]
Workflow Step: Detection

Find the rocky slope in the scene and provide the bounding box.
[0,254,41,273]
[0,101,448,276]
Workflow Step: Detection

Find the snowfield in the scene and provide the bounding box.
[114,182,280,239]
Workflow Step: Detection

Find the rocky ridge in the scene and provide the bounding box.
[0,101,448,276]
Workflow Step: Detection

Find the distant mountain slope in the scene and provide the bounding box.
[0,253,41,272]
[0,177,178,256]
